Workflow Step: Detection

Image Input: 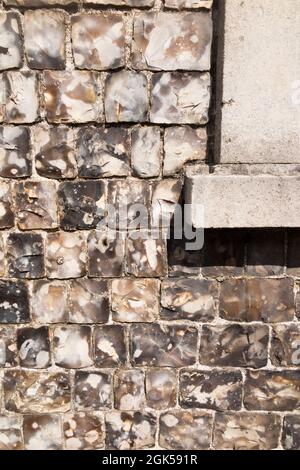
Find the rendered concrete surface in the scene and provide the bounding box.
[186,170,300,228]
[219,0,300,163]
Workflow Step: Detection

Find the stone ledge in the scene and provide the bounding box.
[185,166,300,228]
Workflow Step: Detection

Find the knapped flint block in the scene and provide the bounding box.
[1,71,39,123]
[7,232,45,279]
[0,280,30,323]
[88,230,125,277]
[31,280,68,323]
[131,126,161,178]
[69,279,109,324]
[53,326,93,368]
[114,369,145,410]
[74,371,112,410]
[94,325,126,367]
[63,413,104,450]
[46,232,87,279]
[17,326,51,368]
[105,411,156,450]
[146,369,177,410]
[0,415,23,450]
[23,415,62,450]
[0,326,17,367]
[0,126,31,178]
[0,12,23,71]
[270,324,300,366]
[0,182,14,228]
[282,415,300,450]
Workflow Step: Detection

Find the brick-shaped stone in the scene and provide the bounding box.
[150,72,210,124]
[69,279,109,324]
[53,326,93,368]
[244,370,300,411]
[74,371,111,410]
[179,370,243,411]
[23,415,62,450]
[213,412,280,450]
[131,126,161,177]
[15,181,58,229]
[0,326,17,367]
[32,280,68,323]
[0,126,31,178]
[44,71,99,123]
[271,324,300,367]
[0,182,14,228]
[199,324,269,368]
[126,231,167,277]
[94,325,126,368]
[112,279,159,322]
[4,370,71,413]
[71,13,125,70]
[76,126,130,177]
[151,179,182,228]
[282,415,300,450]
[131,323,197,367]
[0,280,29,323]
[24,10,66,70]
[219,278,295,322]
[33,124,77,179]
[46,232,87,279]
[58,180,105,230]
[114,369,145,410]
[132,12,212,71]
[0,12,22,70]
[105,71,148,122]
[159,410,212,450]
[105,411,156,450]
[163,126,206,175]
[17,326,50,368]
[88,230,125,277]
[63,412,104,450]
[146,369,176,410]
[7,233,44,279]
[1,71,39,123]
[0,415,23,450]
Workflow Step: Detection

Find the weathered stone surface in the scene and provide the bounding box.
[219,0,300,164]
[0,126,31,178]
[151,179,182,227]
[0,280,29,323]
[282,415,300,450]
[44,71,100,123]
[88,0,154,5]
[0,182,14,228]
[1,71,39,123]
[107,179,150,229]
[69,279,109,323]
[186,171,300,228]
[271,324,300,367]
[33,124,77,179]
[0,12,22,71]
[244,370,300,411]
[46,232,87,279]
[17,326,50,369]
[199,324,269,368]
[76,126,130,177]
[15,181,58,229]
[53,326,93,368]
[126,231,167,277]
[159,410,212,450]
[58,181,105,230]
[111,278,159,322]
[88,230,125,277]
[163,126,206,175]
[132,12,212,71]
[6,0,75,5]
[0,326,17,367]
[179,370,243,411]
[165,0,212,8]
[201,229,245,276]
[114,369,145,410]
[63,412,104,450]
[24,10,65,70]
[4,370,71,413]
[0,415,23,450]
[74,371,111,410]
[150,72,210,124]
[105,71,148,122]
[131,126,161,177]
[94,325,126,367]
[71,14,125,70]
[219,278,295,322]
[161,278,217,321]
[146,369,176,410]
[246,230,285,275]
[7,233,44,279]
[131,323,198,366]
[105,411,156,450]
[213,412,280,450]
[23,415,62,450]
[32,280,68,323]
